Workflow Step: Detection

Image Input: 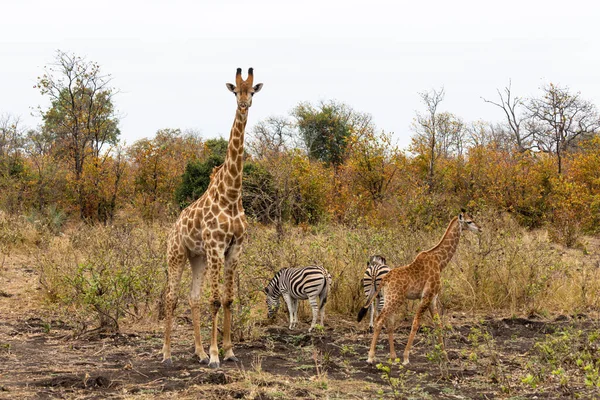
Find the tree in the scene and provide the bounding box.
[36,51,120,219]
[411,88,445,191]
[247,116,296,159]
[245,117,299,238]
[345,130,404,205]
[293,100,373,168]
[129,129,204,220]
[526,83,600,174]
[483,81,533,152]
[0,114,25,179]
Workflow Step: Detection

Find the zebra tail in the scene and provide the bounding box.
[357,279,384,322]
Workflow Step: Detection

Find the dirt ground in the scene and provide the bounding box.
[1,254,600,399]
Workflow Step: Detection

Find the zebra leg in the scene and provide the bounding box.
[283,293,294,330]
[291,299,299,329]
[318,288,328,326]
[308,295,319,332]
[368,303,375,333]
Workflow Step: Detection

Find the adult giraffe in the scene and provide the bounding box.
[162,68,263,368]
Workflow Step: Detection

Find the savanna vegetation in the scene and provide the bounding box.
[1,51,600,399]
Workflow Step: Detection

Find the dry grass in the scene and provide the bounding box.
[2,208,599,334]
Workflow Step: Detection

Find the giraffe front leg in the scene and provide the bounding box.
[429,295,448,361]
[206,248,224,369]
[403,297,431,365]
[189,255,209,364]
[162,250,185,366]
[222,266,238,362]
[223,236,245,362]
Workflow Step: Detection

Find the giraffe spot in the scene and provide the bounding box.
[212,230,225,242]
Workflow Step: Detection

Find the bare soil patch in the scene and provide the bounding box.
[1,254,599,399]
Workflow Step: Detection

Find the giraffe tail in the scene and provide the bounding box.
[357,280,384,322]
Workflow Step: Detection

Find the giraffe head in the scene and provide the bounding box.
[226,67,263,114]
[459,209,482,233]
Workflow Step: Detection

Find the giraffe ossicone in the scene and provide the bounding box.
[162,68,262,369]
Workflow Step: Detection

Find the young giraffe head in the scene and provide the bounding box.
[459,209,482,233]
[226,67,263,114]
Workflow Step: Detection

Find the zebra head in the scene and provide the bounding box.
[264,274,281,318]
[368,255,387,268]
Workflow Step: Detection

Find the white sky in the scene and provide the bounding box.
[1,0,599,149]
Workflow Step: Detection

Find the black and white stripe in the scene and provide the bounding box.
[362,255,391,332]
[264,265,330,332]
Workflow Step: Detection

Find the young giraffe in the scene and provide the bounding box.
[357,210,482,365]
[162,68,263,368]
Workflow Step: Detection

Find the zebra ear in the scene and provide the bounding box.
[263,287,268,294]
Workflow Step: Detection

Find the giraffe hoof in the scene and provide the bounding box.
[197,356,210,364]
[208,361,220,369]
[162,358,173,366]
[366,359,374,365]
[224,355,239,362]
[402,359,410,365]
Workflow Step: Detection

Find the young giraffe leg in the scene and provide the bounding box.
[189,254,209,363]
[387,314,397,360]
[222,238,243,362]
[428,294,448,360]
[367,308,388,364]
[162,248,186,365]
[205,246,225,369]
[403,295,432,365]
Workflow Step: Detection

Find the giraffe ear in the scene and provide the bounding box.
[253,83,263,93]
[226,83,236,93]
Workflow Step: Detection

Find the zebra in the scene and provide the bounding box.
[362,255,391,332]
[264,265,331,332]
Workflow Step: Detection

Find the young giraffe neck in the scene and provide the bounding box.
[427,216,461,271]
[221,108,248,203]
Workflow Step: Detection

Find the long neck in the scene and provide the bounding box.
[221,108,248,202]
[428,216,462,271]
